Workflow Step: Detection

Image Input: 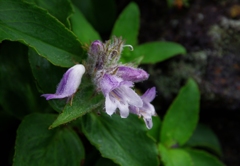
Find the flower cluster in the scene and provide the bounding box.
[42,37,156,129]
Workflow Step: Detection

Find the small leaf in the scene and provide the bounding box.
[71,5,101,43]
[13,113,85,166]
[111,2,140,46]
[24,0,73,28]
[126,42,186,64]
[185,149,225,166]
[185,124,222,156]
[161,79,200,147]
[147,116,162,142]
[0,0,83,67]
[159,143,192,166]
[81,113,159,166]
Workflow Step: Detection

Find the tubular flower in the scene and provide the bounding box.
[129,87,156,129]
[41,64,85,100]
[100,73,143,118]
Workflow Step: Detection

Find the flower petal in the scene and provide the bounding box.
[120,86,143,107]
[100,74,122,96]
[116,66,149,82]
[117,101,129,118]
[42,64,85,100]
[105,94,117,116]
[143,117,153,129]
[141,87,156,102]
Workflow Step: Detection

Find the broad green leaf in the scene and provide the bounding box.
[72,0,116,34]
[159,143,192,166]
[0,0,83,67]
[49,77,104,128]
[147,116,162,142]
[24,0,73,28]
[185,124,222,156]
[161,79,200,147]
[0,41,46,119]
[81,113,159,166]
[111,2,140,46]
[126,42,186,64]
[71,5,101,43]
[185,149,225,166]
[13,113,85,166]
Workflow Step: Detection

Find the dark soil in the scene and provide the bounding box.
[117,0,240,165]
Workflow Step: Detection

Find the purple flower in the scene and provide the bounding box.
[100,73,143,118]
[130,87,156,129]
[41,64,85,100]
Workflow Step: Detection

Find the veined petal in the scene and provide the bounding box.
[100,73,122,95]
[141,87,156,102]
[143,117,153,129]
[116,66,149,82]
[41,64,85,100]
[105,94,117,116]
[120,86,143,107]
[117,101,129,118]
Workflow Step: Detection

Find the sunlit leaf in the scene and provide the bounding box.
[161,79,200,147]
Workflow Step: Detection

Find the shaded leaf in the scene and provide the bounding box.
[161,79,200,147]
[111,2,140,46]
[0,0,83,67]
[24,0,73,28]
[159,143,192,166]
[81,113,159,166]
[126,42,186,64]
[71,5,101,43]
[72,0,116,34]
[185,124,222,156]
[0,41,46,118]
[185,149,225,166]
[13,113,85,166]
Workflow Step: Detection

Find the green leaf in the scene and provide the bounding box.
[185,149,225,166]
[81,113,159,166]
[159,143,192,166]
[71,5,101,43]
[0,0,83,67]
[49,77,104,128]
[95,157,118,166]
[126,42,186,64]
[0,41,46,119]
[111,2,140,46]
[72,0,116,34]
[185,124,222,156]
[147,116,162,142]
[13,113,85,166]
[24,0,73,28]
[161,79,200,147]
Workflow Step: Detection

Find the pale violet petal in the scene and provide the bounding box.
[143,117,153,129]
[116,66,149,82]
[117,101,129,118]
[141,87,156,102]
[105,95,117,116]
[120,86,143,107]
[100,74,122,96]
